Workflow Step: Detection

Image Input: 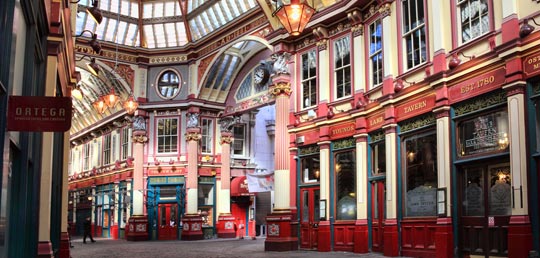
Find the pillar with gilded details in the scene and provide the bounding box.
[217,116,236,238]
[265,55,297,251]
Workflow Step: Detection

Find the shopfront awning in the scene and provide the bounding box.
[230,176,252,196]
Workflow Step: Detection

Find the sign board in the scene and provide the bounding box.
[7,96,72,132]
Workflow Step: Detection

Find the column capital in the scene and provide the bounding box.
[132,133,148,144]
[379,2,392,18]
[220,135,233,145]
[503,81,526,97]
[219,116,236,133]
[270,82,292,97]
[185,131,202,142]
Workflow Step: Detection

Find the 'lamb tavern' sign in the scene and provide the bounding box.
[7,96,72,132]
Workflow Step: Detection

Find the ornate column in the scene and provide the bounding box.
[265,51,297,251]
[317,136,331,252]
[217,116,236,238]
[434,104,453,258]
[353,118,369,254]
[126,115,149,241]
[181,108,204,240]
[383,113,399,257]
[504,82,532,258]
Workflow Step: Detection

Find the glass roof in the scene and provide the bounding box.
[75,0,258,48]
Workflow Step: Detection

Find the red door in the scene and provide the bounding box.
[458,162,511,257]
[300,187,320,249]
[371,180,385,253]
[158,204,178,240]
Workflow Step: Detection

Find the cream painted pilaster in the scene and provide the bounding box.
[435,108,452,214]
[315,31,330,102]
[502,0,518,18]
[318,142,331,217]
[384,125,398,219]
[430,0,452,52]
[355,135,368,220]
[504,84,528,215]
[381,3,398,78]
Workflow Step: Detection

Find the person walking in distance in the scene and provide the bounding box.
[83,217,96,243]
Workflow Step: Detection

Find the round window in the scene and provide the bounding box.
[156,70,181,99]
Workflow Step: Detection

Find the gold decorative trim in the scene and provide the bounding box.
[185,132,202,142]
[333,138,356,150]
[149,55,188,64]
[299,145,320,155]
[220,135,233,145]
[132,134,148,143]
[369,130,385,142]
[270,82,292,97]
[316,39,328,51]
[379,3,392,18]
[399,114,436,133]
[351,24,364,37]
[453,91,506,117]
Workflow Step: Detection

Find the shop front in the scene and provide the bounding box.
[147,176,185,240]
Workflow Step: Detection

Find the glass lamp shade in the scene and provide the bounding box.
[87,5,103,24]
[123,95,139,115]
[93,97,108,114]
[103,88,119,108]
[87,58,100,75]
[71,86,83,100]
[274,0,315,36]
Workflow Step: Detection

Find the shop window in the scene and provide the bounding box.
[488,164,511,216]
[457,0,490,44]
[157,118,178,153]
[198,178,214,205]
[369,19,383,89]
[403,132,437,217]
[301,155,320,183]
[156,70,181,99]
[533,97,540,153]
[232,125,246,156]
[201,118,213,154]
[301,49,317,109]
[402,0,426,69]
[334,150,356,220]
[370,136,386,176]
[333,35,351,99]
[457,110,509,157]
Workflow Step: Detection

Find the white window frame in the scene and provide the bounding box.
[369,19,383,89]
[103,134,112,165]
[83,143,91,171]
[333,35,352,100]
[301,49,317,109]
[456,0,490,44]
[402,0,427,70]
[156,118,179,154]
[232,124,246,157]
[201,118,213,154]
[121,127,131,160]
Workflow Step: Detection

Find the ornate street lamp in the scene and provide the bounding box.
[123,95,139,115]
[273,0,316,36]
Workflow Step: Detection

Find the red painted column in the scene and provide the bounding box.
[265,70,298,251]
[127,115,149,241]
[181,109,204,240]
[354,121,369,254]
[435,217,453,258]
[217,127,235,238]
[383,218,399,257]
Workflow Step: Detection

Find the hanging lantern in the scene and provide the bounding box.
[274,0,315,36]
[123,95,139,115]
[103,88,119,108]
[93,97,108,114]
[71,84,83,100]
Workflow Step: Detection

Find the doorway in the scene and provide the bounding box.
[370,180,385,253]
[458,162,511,257]
[158,203,178,240]
[299,187,320,250]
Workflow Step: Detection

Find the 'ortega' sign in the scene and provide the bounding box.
[7,96,72,132]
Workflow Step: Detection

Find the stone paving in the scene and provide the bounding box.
[69,236,409,258]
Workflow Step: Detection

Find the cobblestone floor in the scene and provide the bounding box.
[69,236,409,258]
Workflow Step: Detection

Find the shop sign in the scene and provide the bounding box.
[523,51,540,77]
[458,110,508,156]
[329,123,355,140]
[449,67,506,103]
[7,96,72,132]
[396,95,436,122]
[366,113,385,131]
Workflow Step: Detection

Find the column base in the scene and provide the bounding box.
[508,215,532,258]
[126,215,149,241]
[264,211,298,251]
[383,218,399,257]
[181,214,204,240]
[58,232,71,258]
[435,217,454,258]
[217,214,236,239]
[37,241,53,258]
[317,220,331,252]
[353,219,369,253]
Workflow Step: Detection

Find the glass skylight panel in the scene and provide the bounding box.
[154,24,166,48]
[154,2,164,17]
[100,0,111,10]
[142,3,154,19]
[219,1,234,21]
[117,21,128,44]
[206,8,219,26]
[221,58,238,90]
[212,5,227,25]
[125,23,139,46]
[143,24,155,48]
[103,18,118,42]
[189,20,202,40]
[200,12,215,31]
[119,0,132,16]
[109,0,120,13]
[164,2,177,16]
[130,1,139,18]
[176,22,188,46]
[227,1,241,17]
[164,23,176,46]
[204,62,219,89]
